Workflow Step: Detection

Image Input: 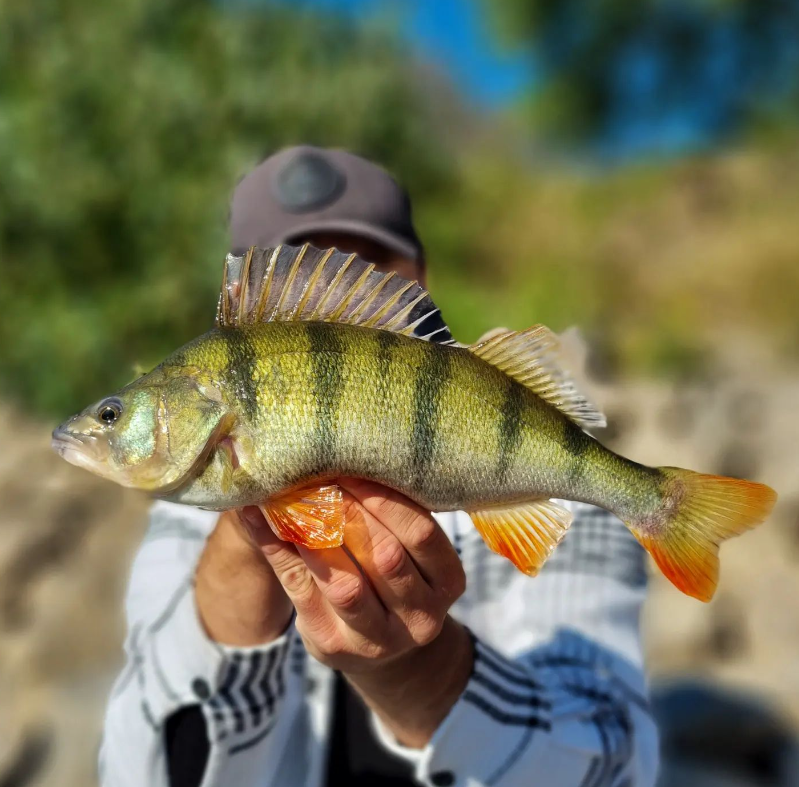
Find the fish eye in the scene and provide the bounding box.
[98,400,122,425]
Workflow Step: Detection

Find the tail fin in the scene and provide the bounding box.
[627,468,776,602]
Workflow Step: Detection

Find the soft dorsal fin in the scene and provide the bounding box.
[470,326,606,430]
[216,244,453,343]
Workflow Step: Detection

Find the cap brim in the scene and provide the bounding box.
[279,218,421,261]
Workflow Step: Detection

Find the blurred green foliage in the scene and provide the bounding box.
[1,0,797,417]
[481,0,799,147]
[431,144,799,379]
[0,0,452,413]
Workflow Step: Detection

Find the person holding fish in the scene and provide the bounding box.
[72,147,773,787]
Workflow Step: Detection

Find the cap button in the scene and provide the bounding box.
[273,152,345,213]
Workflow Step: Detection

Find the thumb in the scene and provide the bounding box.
[238,505,275,545]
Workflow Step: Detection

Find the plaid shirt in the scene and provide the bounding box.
[100,501,658,787]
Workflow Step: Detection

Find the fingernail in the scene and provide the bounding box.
[239,506,265,539]
[240,506,262,525]
[241,507,284,550]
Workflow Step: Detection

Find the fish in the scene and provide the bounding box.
[52,244,777,601]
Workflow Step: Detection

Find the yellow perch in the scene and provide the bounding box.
[53,245,777,601]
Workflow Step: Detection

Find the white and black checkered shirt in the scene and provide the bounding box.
[100,501,658,787]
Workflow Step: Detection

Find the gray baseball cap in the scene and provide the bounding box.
[229,145,424,260]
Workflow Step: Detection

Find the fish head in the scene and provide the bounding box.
[52,367,231,493]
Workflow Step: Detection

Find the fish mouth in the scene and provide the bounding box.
[52,425,83,451]
[52,424,91,452]
[51,425,107,470]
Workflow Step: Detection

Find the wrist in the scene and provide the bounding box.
[195,512,293,646]
[345,617,474,748]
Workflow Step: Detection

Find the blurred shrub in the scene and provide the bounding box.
[1,0,797,416]
[0,0,452,413]
[429,145,799,378]
[481,0,799,156]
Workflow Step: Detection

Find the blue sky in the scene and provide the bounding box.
[280,0,799,158]
[293,0,533,106]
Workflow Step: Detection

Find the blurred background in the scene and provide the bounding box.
[1,0,798,785]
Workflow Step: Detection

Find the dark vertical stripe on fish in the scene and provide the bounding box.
[563,419,591,484]
[307,322,343,473]
[375,329,400,400]
[497,378,525,485]
[411,343,451,490]
[222,329,259,422]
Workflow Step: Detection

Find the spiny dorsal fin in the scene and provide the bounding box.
[216,244,453,343]
[470,326,606,430]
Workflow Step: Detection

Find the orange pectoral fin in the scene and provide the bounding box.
[468,499,573,576]
[259,483,346,549]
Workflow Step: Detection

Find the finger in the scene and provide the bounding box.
[297,541,389,640]
[241,507,328,623]
[338,479,464,598]
[339,489,433,616]
[235,507,271,553]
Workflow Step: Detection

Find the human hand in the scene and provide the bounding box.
[245,478,473,746]
[194,510,293,646]
[246,478,465,671]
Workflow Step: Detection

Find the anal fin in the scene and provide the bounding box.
[469,499,573,576]
[260,483,346,549]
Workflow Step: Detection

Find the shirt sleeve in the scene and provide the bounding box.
[371,504,659,787]
[380,632,659,787]
[99,502,307,787]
